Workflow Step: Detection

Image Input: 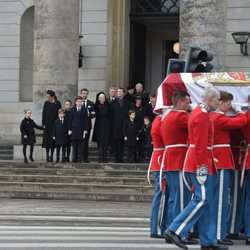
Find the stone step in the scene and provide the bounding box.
[0,190,153,202]
[0,167,148,178]
[0,182,154,195]
[0,162,149,171]
[0,155,13,160]
[0,175,151,185]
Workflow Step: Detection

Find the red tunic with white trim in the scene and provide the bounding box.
[210,111,247,170]
[149,116,165,172]
[160,110,188,171]
[230,129,246,170]
[242,111,250,170]
[184,105,217,175]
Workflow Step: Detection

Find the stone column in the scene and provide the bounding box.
[106,0,130,89]
[33,0,79,122]
[179,0,226,71]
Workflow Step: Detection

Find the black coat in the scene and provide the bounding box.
[111,98,131,140]
[130,103,147,130]
[92,102,111,146]
[20,117,43,145]
[64,110,71,143]
[82,99,95,131]
[68,106,89,141]
[52,118,68,146]
[123,119,139,146]
[141,125,152,149]
[42,100,62,148]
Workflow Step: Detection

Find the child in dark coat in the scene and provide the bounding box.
[20,109,44,163]
[141,116,153,162]
[52,109,68,162]
[123,110,139,163]
[64,100,72,162]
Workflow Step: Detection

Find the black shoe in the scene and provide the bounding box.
[188,232,199,239]
[46,157,49,162]
[165,238,172,244]
[201,244,229,250]
[49,157,53,162]
[182,237,198,245]
[246,237,250,245]
[163,230,188,250]
[218,239,233,245]
[65,157,70,162]
[84,159,89,163]
[227,234,245,240]
[150,234,165,239]
[24,158,28,163]
[56,159,59,163]
[29,156,34,162]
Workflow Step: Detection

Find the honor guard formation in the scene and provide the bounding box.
[148,87,250,250]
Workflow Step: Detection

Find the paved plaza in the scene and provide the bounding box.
[0,199,247,249]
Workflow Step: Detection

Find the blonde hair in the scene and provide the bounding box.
[24,109,31,114]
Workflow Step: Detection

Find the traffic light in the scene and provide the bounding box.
[166,59,186,76]
[184,45,214,72]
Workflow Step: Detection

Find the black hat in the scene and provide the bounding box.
[127,85,134,90]
[135,94,142,100]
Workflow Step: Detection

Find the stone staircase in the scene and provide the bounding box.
[0,162,154,202]
[0,145,13,160]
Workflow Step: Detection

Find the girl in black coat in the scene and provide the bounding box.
[20,109,44,163]
[42,90,61,162]
[92,92,111,163]
[141,116,153,162]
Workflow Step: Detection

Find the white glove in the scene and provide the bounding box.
[196,164,208,185]
[232,103,242,113]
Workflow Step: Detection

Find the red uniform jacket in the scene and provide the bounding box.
[149,116,165,171]
[161,110,188,171]
[184,105,217,175]
[211,112,247,169]
[242,111,250,170]
[230,129,246,170]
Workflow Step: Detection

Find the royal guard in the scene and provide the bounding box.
[160,91,196,245]
[242,94,250,245]
[148,115,167,238]
[227,129,246,240]
[164,87,228,250]
[210,91,247,246]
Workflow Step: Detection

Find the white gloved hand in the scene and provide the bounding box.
[196,164,208,185]
[232,103,242,113]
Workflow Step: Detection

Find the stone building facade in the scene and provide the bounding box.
[0,0,249,144]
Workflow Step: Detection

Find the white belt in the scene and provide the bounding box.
[189,144,212,150]
[213,144,230,148]
[153,147,165,151]
[165,144,187,149]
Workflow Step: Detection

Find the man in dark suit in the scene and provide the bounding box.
[111,87,131,163]
[68,96,89,163]
[81,88,95,163]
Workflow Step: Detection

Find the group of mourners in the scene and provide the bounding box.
[20,83,156,164]
[148,88,250,250]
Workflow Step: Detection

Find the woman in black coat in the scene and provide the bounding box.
[20,109,44,163]
[92,92,111,163]
[42,90,61,162]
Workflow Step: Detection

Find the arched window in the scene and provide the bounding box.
[19,6,34,102]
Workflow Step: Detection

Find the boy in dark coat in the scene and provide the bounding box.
[52,109,68,162]
[123,110,139,163]
[20,109,44,163]
[68,96,89,163]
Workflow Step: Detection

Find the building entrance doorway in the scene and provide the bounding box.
[129,0,180,93]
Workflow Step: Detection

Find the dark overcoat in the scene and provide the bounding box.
[68,106,89,141]
[111,98,130,140]
[42,100,62,148]
[123,119,139,147]
[52,118,68,146]
[92,102,111,146]
[20,117,43,145]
